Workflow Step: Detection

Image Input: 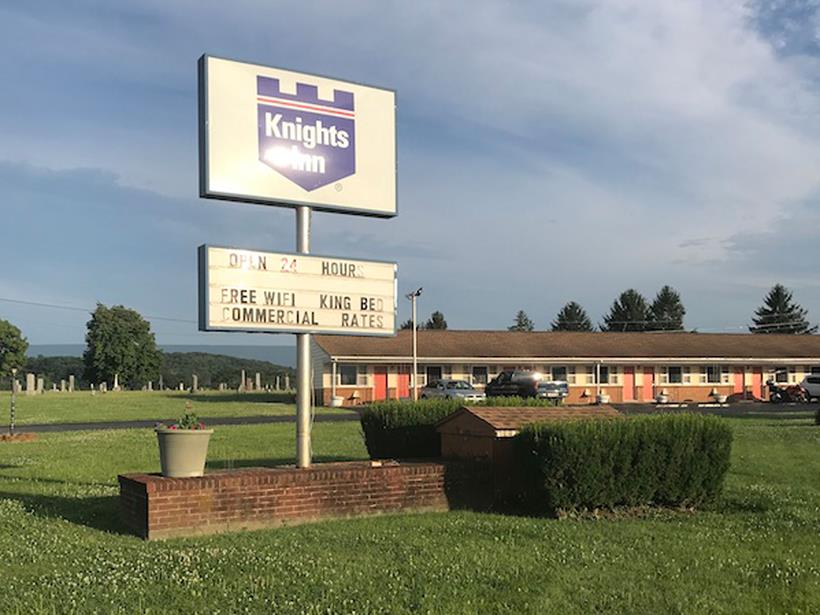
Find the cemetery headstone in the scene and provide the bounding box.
[26,373,35,396]
[240,370,246,392]
[37,377,45,394]
[192,374,199,394]
[255,372,261,391]
[68,375,75,392]
[60,379,66,393]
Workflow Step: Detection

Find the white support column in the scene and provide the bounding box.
[296,206,312,468]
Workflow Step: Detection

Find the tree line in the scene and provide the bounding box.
[0,303,293,389]
[508,284,817,334]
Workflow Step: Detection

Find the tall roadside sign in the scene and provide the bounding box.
[197,55,397,468]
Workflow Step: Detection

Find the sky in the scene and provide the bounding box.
[2,0,820,346]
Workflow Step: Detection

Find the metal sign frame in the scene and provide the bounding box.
[198,244,398,337]
[198,54,398,218]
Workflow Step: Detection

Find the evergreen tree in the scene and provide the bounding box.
[399,319,414,330]
[0,319,28,377]
[425,311,448,330]
[508,310,535,332]
[83,303,163,388]
[648,285,686,331]
[749,284,817,334]
[551,302,594,332]
[601,289,652,332]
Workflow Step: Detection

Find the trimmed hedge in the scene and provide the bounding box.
[515,414,732,514]
[360,397,562,459]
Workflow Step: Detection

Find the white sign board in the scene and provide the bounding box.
[198,246,397,336]
[199,55,397,218]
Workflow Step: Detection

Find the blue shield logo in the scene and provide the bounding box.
[257,76,356,192]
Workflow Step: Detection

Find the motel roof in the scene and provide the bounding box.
[314,330,820,362]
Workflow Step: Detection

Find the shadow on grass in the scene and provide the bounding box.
[165,392,296,404]
[0,490,125,534]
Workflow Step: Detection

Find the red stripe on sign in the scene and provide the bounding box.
[256,96,355,118]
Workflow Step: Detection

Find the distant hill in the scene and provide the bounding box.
[16,352,294,391]
[28,344,296,368]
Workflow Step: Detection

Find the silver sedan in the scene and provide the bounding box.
[420,379,486,402]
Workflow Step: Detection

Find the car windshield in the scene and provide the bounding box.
[446,381,472,389]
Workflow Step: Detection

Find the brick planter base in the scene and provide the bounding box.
[119,460,491,540]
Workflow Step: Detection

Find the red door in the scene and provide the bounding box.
[733,368,744,394]
[373,367,388,401]
[752,367,763,399]
[642,367,654,401]
[623,367,635,401]
[397,368,410,399]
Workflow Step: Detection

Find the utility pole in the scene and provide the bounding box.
[406,288,423,401]
[9,367,17,434]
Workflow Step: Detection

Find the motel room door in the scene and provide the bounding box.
[373,367,388,401]
[397,367,410,399]
[623,366,635,401]
[642,367,654,401]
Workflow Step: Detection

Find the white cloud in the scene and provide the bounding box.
[3,1,820,331]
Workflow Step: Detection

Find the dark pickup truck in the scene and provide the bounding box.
[485,370,568,400]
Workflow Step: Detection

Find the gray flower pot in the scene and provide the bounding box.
[155,428,214,478]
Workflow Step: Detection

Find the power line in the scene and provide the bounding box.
[0,297,196,324]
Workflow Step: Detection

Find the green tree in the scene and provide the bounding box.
[425,311,448,330]
[551,302,593,332]
[749,284,817,334]
[649,285,686,331]
[601,289,652,332]
[399,319,414,330]
[0,319,28,377]
[508,310,534,332]
[83,304,163,388]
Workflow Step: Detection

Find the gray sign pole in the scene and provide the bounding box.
[295,206,312,468]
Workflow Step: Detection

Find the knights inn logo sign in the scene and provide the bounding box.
[257,76,355,191]
[199,55,396,217]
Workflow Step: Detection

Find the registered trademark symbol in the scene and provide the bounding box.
[335,183,343,192]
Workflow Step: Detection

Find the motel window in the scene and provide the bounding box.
[811,366,820,375]
[775,369,789,384]
[471,366,488,386]
[705,366,721,384]
[551,366,567,382]
[338,365,365,386]
[667,366,683,384]
[426,366,443,384]
[597,366,610,385]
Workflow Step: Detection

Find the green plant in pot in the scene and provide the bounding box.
[155,403,214,478]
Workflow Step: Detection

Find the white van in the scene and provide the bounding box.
[799,375,820,400]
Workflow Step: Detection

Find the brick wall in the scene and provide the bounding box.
[119,461,491,540]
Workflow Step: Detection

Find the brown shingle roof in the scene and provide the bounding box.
[438,405,621,432]
[315,330,820,360]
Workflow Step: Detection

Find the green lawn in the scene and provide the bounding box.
[0,390,348,425]
[0,410,818,613]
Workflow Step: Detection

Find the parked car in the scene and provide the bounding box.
[799,375,820,401]
[485,370,568,401]
[420,379,486,402]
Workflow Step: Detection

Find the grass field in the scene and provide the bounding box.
[0,390,344,425]
[0,397,818,614]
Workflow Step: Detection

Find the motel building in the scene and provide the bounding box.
[311,330,820,406]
